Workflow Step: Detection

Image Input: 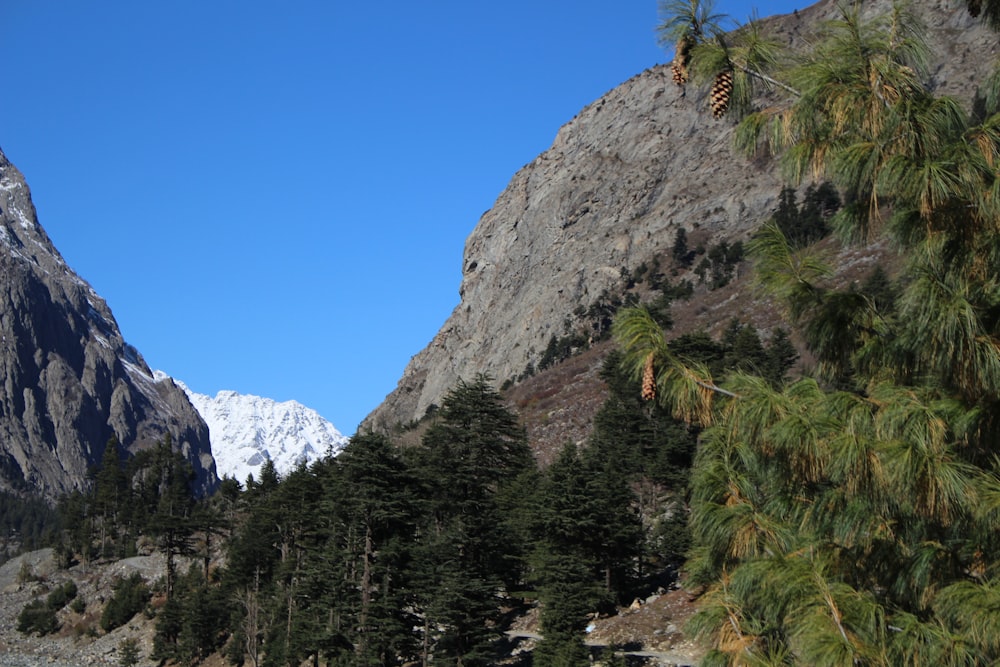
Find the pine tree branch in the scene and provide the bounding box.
[675,359,739,398]
[695,377,739,398]
[735,62,800,97]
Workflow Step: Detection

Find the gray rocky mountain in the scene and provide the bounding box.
[0,148,217,500]
[362,0,999,432]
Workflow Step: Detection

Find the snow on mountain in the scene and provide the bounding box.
[154,371,348,484]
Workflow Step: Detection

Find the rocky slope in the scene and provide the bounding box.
[0,149,217,500]
[363,56,781,431]
[162,373,348,483]
[362,0,999,433]
[0,549,165,667]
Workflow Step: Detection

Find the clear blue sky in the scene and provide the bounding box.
[1,1,805,435]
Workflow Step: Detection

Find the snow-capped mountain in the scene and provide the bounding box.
[154,372,348,484]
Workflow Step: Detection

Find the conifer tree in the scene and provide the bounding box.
[532,444,605,667]
[589,349,699,487]
[262,463,324,666]
[146,437,196,600]
[92,438,128,558]
[620,4,1000,664]
[409,375,533,666]
[223,461,326,666]
[672,227,692,266]
[324,433,417,666]
[56,490,93,566]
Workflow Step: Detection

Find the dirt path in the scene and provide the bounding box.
[505,630,699,666]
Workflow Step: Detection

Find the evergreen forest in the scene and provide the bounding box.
[8,318,794,666]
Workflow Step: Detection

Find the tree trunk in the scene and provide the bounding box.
[241,569,261,667]
[202,525,212,582]
[422,615,430,667]
[165,540,176,599]
[358,522,374,661]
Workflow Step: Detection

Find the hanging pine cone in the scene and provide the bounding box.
[711,68,734,118]
[671,61,689,86]
[971,548,986,578]
[671,36,694,86]
[641,353,656,401]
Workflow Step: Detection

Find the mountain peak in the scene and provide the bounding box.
[155,372,348,483]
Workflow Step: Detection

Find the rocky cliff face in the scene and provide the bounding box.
[363,0,998,432]
[0,148,217,500]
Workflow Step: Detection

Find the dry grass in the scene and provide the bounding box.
[503,342,612,466]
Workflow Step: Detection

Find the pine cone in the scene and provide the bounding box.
[641,353,656,401]
[671,61,689,86]
[711,69,734,118]
[971,548,986,578]
[672,36,693,86]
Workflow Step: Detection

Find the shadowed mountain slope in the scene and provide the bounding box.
[0,149,217,500]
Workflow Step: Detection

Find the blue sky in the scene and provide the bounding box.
[1,0,805,435]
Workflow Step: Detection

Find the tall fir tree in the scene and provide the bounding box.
[408,375,533,666]
[91,438,128,559]
[326,433,417,666]
[532,444,605,667]
[146,436,196,600]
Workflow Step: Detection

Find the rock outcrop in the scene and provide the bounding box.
[362,0,998,432]
[0,148,217,500]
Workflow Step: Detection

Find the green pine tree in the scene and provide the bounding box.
[92,438,128,559]
[623,3,1000,663]
[408,375,534,667]
[331,433,417,666]
[146,436,196,600]
[532,444,604,666]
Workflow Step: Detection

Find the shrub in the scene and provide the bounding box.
[16,599,59,635]
[16,579,80,636]
[100,573,150,632]
[45,580,77,610]
[71,616,99,638]
[118,637,141,667]
[16,561,37,584]
[54,544,75,569]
